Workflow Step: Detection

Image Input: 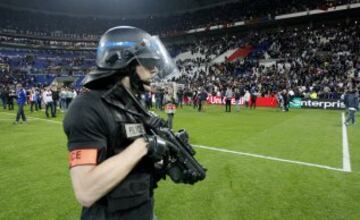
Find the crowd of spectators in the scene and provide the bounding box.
[0,0,358,38]
[0,48,94,73]
[0,19,359,105]
[0,83,83,115]
[0,48,94,91]
[173,20,360,100]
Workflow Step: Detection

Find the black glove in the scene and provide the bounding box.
[144,116,167,129]
[144,135,168,162]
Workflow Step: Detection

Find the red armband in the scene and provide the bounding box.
[68,149,98,168]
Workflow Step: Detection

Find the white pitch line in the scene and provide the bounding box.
[341,112,351,172]
[0,111,348,173]
[0,112,62,124]
[194,145,346,172]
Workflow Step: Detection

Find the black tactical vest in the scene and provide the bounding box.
[82,85,155,220]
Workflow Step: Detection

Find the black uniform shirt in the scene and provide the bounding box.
[64,89,112,153]
[63,87,154,220]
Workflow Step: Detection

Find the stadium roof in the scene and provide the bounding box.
[0,0,239,19]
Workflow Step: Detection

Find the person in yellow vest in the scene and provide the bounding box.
[310,90,318,99]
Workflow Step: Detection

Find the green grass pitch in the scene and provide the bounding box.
[1,104,360,220]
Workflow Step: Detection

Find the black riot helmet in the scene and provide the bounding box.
[83,26,178,88]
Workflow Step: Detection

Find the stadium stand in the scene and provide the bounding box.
[0,0,358,37]
[0,0,359,101]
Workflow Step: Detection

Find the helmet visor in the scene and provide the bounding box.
[135,36,179,82]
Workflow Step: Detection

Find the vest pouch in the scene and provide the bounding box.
[106,173,151,213]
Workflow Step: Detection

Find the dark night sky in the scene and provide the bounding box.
[0,0,239,18]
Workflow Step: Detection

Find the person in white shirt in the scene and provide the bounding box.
[59,87,67,111]
[29,88,38,112]
[225,86,233,112]
[42,87,54,118]
[71,89,77,99]
[66,88,77,108]
[244,90,250,108]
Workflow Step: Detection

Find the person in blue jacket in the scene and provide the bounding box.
[14,83,27,124]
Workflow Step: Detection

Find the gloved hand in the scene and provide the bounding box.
[143,135,168,161]
[145,116,167,129]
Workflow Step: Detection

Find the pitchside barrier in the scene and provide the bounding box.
[299,98,345,110]
[206,96,278,107]
[204,96,346,110]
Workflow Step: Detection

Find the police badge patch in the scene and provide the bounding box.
[124,123,145,138]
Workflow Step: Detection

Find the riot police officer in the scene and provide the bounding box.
[63,26,179,220]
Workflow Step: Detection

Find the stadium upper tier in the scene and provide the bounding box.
[0,19,358,99]
[0,0,358,39]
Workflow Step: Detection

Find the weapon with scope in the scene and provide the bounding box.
[145,123,206,184]
[124,87,206,184]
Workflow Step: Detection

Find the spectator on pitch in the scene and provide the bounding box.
[176,88,184,109]
[59,87,67,111]
[282,89,289,112]
[225,86,233,112]
[220,88,225,105]
[249,89,258,110]
[14,83,27,124]
[70,89,77,105]
[244,90,250,108]
[0,85,8,110]
[36,88,42,110]
[344,89,359,126]
[74,88,78,97]
[0,85,7,109]
[8,88,15,110]
[288,89,295,103]
[65,87,73,109]
[192,90,199,110]
[164,87,176,129]
[51,86,59,117]
[185,89,193,106]
[159,88,165,110]
[234,87,241,112]
[198,88,208,112]
[144,91,152,110]
[154,89,162,110]
[29,87,38,112]
[276,91,284,110]
[43,87,54,118]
